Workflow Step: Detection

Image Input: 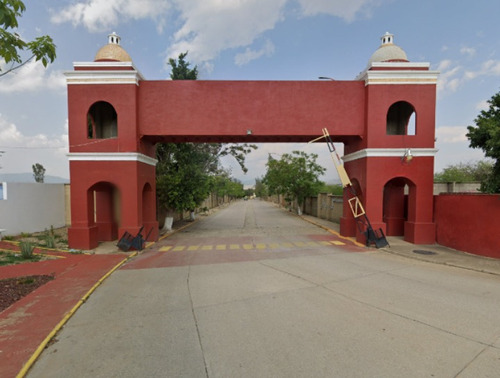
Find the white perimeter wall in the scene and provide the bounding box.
[0,183,66,236]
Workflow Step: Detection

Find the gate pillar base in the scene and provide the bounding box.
[384,216,405,236]
[96,221,117,242]
[404,221,436,244]
[68,226,99,250]
[340,216,356,237]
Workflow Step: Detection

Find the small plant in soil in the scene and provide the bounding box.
[20,241,35,259]
[44,234,56,248]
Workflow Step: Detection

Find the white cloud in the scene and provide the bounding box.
[481,59,500,75]
[460,46,476,56]
[167,0,287,64]
[0,60,65,94]
[436,60,462,94]
[475,100,489,111]
[436,59,452,71]
[52,0,382,70]
[296,0,381,21]
[437,57,500,95]
[0,115,69,177]
[51,0,171,33]
[435,126,468,144]
[234,40,275,66]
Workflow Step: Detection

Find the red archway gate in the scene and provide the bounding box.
[65,33,439,249]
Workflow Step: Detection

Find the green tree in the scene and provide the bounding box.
[244,188,255,197]
[434,161,493,183]
[318,183,344,195]
[254,178,267,198]
[156,143,212,214]
[168,52,198,80]
[0,0,56,76]
[32,163,45,183]
[213,173,245,199]
[263,151,325,214]
[467,91,500,193]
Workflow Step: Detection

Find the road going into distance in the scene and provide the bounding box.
[29,200,500,377]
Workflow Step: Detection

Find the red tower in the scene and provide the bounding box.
[340,32,438,244]
[65,32,438,249]
[66,33,158,250]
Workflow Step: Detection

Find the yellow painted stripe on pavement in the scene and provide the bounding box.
[331,241,345,246]
[159,240,349,252]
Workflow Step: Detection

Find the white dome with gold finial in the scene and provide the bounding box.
[94,32,132,62]
[368,32,408,64]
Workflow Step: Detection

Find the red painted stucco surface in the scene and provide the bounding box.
[434,194,500,258]
[66,63,438,249]
[138,80,366,143]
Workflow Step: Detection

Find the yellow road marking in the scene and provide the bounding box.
[160,239,348,252]
[331,241,345,246]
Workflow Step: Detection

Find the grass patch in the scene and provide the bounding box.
[0,251,42,266]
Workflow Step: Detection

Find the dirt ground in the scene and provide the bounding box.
[0,227,68,314]
[0,275,54,312]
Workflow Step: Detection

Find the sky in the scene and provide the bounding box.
[0,0,499,185]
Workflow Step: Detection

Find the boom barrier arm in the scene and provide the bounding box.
[309,128,388,248]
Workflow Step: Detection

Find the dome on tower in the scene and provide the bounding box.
[94,32,132,62]
[368,32,408,64]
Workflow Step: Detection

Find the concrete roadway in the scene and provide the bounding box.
[28,200,500,377]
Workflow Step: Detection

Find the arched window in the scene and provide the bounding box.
[87,101,118,139]
[386,101,416,135]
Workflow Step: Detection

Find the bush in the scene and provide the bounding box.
[20,241,35,259]
[44,234,56,248]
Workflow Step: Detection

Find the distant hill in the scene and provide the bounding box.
[0,173,69,184]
